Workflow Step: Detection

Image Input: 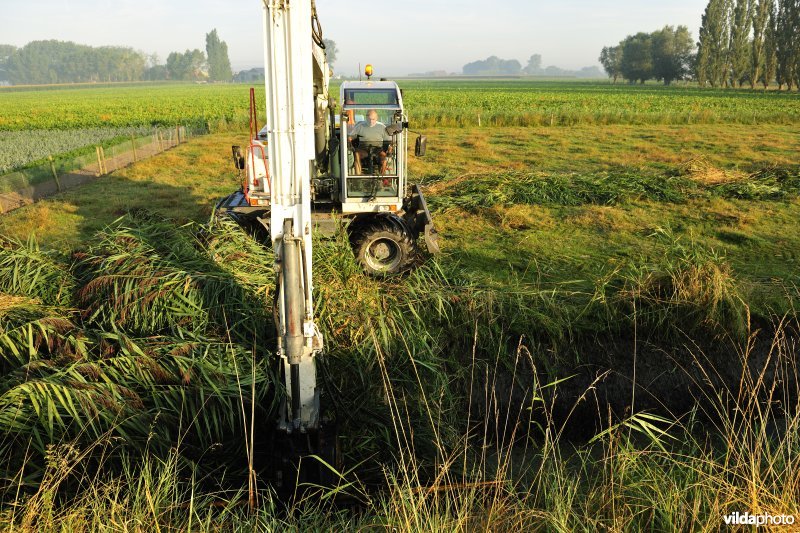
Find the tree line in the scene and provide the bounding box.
[600,0,800,89]
[0,30,232,85]
[697,0,799,89]
[462,54,602,78]
[599,26,695,85]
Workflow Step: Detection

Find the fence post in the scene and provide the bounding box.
[95,146,103,176]
[131,134,138,162]
[176,126,180,144]
[100,146,108,174]
[48,155,62,191]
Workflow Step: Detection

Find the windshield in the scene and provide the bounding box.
[341,108,401,198]
[342,88,399,108]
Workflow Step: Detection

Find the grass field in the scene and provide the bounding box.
[1,80,800,530]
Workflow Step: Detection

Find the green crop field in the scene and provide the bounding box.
[1,79,799,133]
[0,83,250,131]
[406,79,800,126]
[1,80,800,530]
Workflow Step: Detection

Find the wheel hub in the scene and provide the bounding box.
[366,238,401,271]
[372,241,392,260]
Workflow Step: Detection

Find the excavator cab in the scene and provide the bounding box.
[338,82,406,207]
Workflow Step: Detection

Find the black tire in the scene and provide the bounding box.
[350,216,418,276]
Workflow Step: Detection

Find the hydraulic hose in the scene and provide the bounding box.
[311,0,325,48]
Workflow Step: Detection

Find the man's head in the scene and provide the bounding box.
[367,110,378,125]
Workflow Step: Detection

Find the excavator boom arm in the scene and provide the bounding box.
[262,0,325,432]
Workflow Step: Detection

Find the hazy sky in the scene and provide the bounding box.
[2,0,708,76]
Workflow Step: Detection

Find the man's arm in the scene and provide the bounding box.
[383,125,394,152]
[348,122,362,143]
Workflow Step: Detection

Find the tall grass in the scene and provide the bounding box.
[0,211,797,530]
[0,214,275,489]
[2,314,797,531]
[595,227,748,340]
[0,236,74,306]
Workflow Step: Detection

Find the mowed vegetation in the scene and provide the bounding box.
[1,81,800,529]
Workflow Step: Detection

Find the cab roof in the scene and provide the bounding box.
[340,80,403,109]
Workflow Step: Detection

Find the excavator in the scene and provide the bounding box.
[218,5,438,278]
[216,0,437,489]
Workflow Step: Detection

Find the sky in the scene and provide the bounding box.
[1,0,709,76]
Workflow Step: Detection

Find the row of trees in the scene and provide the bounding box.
[0,30,232,85]
[600,1,800,88]
[599,26,695,85]
[0,42,149,84]
[463,56,524,76]
[697,0,799,89]
[462,54,602,77]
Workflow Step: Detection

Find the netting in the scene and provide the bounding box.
[0,126,194,213]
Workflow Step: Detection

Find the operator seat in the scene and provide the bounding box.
[360,142,392,175]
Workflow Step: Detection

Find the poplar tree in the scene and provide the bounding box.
[791,0,800,89]
[762,0,779,87]
[697,0,732,87]
[697,3,713,85]
[751,0,773,88]
[775,0,791,89]
[729,0,754,86]
[205,29,233,82]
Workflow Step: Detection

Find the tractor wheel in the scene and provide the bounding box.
[351,217,417,276]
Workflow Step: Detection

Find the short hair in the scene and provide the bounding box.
[367,109,378,119]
